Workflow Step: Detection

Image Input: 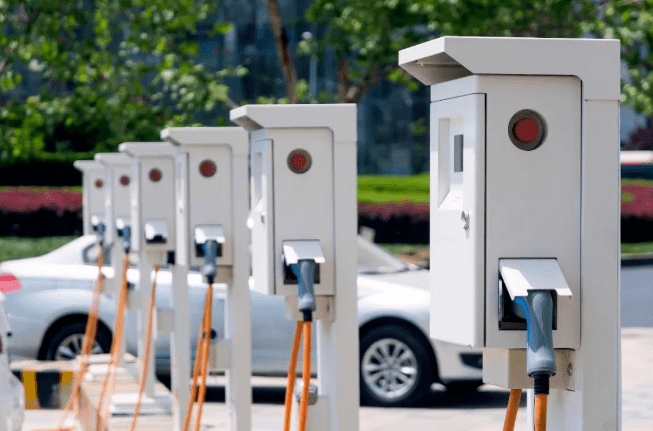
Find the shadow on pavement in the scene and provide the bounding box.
[414,388,522,409]
[202,385,524,409]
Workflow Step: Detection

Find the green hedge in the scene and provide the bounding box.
[358,173,429,203]
[0,152,95,186]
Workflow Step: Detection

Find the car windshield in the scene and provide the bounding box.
[79,235,407,274]
[357,236,410,274]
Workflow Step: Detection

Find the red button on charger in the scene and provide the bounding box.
[199,160,217,177]
[513,118,539,143]
[149,168,162,182]
[287,149,312,174]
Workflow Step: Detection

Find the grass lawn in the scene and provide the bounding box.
[621,242,653,256]
[0,236,77,263]
[358,174,429,203]
[379,243,429,255]
[382,242,653,258]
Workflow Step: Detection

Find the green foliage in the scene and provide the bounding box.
[0,0,239,162]
[303,0,592,102]
[358,173,429,203]
[586,1,653,116]
[0,236,77,262]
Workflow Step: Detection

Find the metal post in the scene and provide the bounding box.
[170,264,191,431]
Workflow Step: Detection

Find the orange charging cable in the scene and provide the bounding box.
[282,320,312,431]
[534,393,548,431]
[96,253,130,431]
[502,388,522,431]
[127,265,161,431]
[193,283,213,431]
[298,321,312,431]
[283,322,303,431]
[181,286,211,431]
[181,283,214,431]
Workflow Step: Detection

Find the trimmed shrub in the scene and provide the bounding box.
[0,152,94,186]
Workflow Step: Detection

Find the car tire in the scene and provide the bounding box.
[44,321,112,361]
[359,324,433,407]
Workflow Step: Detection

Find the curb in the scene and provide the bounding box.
[11,360,75,409]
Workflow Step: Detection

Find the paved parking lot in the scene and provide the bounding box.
[23,327,652,431]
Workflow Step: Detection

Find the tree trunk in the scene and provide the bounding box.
[264,0,297,103]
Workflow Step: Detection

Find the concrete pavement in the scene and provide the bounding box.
[22,327,652,431]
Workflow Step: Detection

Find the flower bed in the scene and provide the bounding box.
[0,187,82,215]
[0,187,82,236]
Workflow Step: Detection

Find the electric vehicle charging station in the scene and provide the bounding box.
[95,153,133,295]
[230,104,358,431]
[117,141,177,415]
[73,160,106,239]
[160,126,251,431]
[399,37,621,430]
[94,152,134,379]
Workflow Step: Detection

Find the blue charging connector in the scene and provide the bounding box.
[120,225,132,254]
[94,223,106,246]
[203,240,219,285]
[291,259,317,322]
[514,291,556,395]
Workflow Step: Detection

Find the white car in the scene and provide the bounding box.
[0,287,25,431]
[0,235,482,407]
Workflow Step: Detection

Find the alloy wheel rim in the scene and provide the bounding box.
[361,337,419,401]
[55,334,103,360]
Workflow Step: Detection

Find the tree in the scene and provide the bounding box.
[264,0,298,103]
[588,1,653,117]
[0,0,241,161]
[266,0,594,103]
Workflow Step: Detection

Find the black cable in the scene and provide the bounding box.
[533,374,550,395]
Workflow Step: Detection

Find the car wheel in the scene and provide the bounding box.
[44,322,112,361]
[359,324,433,407]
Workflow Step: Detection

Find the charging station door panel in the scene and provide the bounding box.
[187,146,234,267]
[135,158,175,252]
[250,139,275,295]
[130,162,142,251]
[176,152,190,265]
[88,171,105,223]
[484,76,581,349]
[103,168,115,245]
[430,93,486,348]
[104,166,131,245]
[114,166,132,219]
[272,129,335,297]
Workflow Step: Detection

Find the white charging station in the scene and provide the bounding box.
[95,153,133,293]
[230,104,358,431]
[399,37,620,430]
[93,152,134,381]
[117,142,177,415]
[73,160,106,236]
[161,126,251,431]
